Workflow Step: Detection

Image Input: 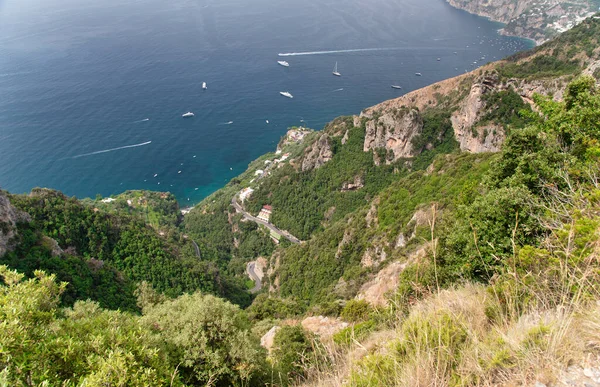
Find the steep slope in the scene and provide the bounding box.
[184,14,600,313]
[1,188,251,310]
[446,0,598,44]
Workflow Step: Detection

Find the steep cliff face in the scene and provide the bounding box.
[446,0,596,44]
[301,133,333,171]
[362,108,424,163]
[451,72,506,153]
[0,193,29,257]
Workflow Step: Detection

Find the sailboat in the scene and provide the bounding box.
[332,62,341,77]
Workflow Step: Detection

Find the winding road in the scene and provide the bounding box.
[246,261,263,293]
[231,197,302,244]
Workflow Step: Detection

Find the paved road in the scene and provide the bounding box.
[246,261,262,293]
[231,197,302,244]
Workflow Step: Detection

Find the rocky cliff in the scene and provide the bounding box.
[301,133,334,171]
[446,0,597,44]
[0,193,29,257]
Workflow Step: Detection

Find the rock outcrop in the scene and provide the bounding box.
[357,261,407,306]
[260,326,281,353]
[301,133,333,171]
[301,316,349,338]
[362,108,423,163]
[451,72,506,153]
[341,175,365,192]
[277,127,312,152]
[0,193,29,257]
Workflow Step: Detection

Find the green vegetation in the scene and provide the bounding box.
[498,55,581,80]
[6,188,251,308]
[246,117,400,240]
[0,266,269,386]
[3,17,600,385]
[477,88,533,129]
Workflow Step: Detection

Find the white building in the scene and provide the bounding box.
[239,187,254,203]
[257,205,272,222]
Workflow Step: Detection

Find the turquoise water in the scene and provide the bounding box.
[0,0,532,205]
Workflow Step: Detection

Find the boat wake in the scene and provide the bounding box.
[69,141,152,159]
[332,88,344,92]
[133,118,150,123]
[219,121,234,125]
[278,47,399,56]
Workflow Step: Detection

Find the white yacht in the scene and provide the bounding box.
[277,60,290,67]
[391,85,402,89]
[202,82,207,90]
[332,61,341,76]
[182,112,195,118]
[415,72,422,76]
[280,91,293,98]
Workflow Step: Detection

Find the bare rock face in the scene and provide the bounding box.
[341,175,365,192]
[301,133,333,171]
[260,326,281,353]
[361,245,387,268]
[363,108,423,163]
[451,72,506,153]
[277,127,311,152]
[301,316,348,338]
[357,261,407,306]
[0,193,30,257]
[365,198,379,228]
[43,236,64,257]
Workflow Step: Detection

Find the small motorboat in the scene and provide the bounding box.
[280,91,293,98]
[182,112,195,118]
[202,82,207,90]
[415,73,422,76]
[391,85,402,89]
[277,60,290,67]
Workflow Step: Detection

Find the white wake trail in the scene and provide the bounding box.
[278,48,399,56]
[71,141,152,159]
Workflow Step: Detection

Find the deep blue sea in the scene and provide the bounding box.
[0,0,533,205]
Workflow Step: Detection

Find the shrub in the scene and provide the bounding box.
[340,299,373,322]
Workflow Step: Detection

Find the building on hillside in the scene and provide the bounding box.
[270,229,281,244]
[239,187,254,203]
[257,205,272,222]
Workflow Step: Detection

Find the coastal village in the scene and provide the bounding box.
[230,127,310,245]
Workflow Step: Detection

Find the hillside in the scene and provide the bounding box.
[446,0,599,44]
[1,14,600,387]
[185,14,600,311]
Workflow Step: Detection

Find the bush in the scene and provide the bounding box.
[271,325,317,385]
[340,299,373,322]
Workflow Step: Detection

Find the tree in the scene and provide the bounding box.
[142,292,267,386]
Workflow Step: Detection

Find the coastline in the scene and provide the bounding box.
[444,0,597,45]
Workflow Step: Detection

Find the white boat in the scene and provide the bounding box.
[415,72,422,76]
[182,112,195,118]
[280,91,293,98]
[332,61,341,76]
[277,60,290,67]
[202,82,207,90]
[391,85,402,89]
[266,120,269,124]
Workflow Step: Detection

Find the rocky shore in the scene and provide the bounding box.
[445,0,597,44]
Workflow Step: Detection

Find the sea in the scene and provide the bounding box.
[0,0,533,206]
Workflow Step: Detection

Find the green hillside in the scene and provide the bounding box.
[1,14,600,387]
